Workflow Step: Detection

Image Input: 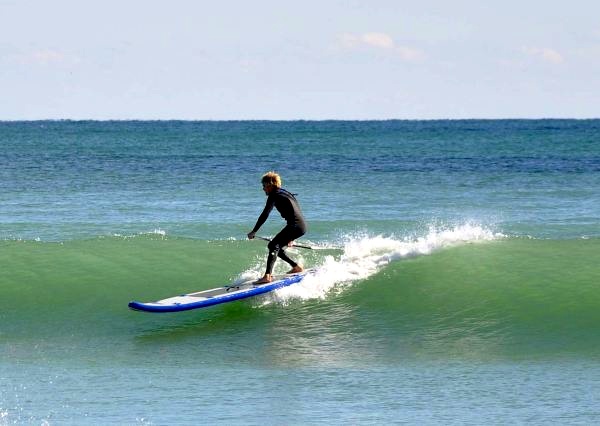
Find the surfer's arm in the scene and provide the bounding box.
[249,198,274,237]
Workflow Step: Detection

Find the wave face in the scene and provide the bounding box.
[2,228,598,361]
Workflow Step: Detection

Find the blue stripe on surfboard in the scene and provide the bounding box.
[128,270,311,313]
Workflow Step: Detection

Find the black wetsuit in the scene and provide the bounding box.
[251,188,307,274]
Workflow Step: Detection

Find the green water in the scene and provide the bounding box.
[2,236,598,359]
[2,236,599,423]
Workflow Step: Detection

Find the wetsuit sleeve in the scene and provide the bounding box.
[251,197,275,233]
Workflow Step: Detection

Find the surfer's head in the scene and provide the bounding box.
[261,171,281,193]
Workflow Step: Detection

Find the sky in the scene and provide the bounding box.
[1,0,599,120]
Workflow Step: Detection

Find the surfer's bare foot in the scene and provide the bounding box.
[254,274,272,285]
[287,265,303,274]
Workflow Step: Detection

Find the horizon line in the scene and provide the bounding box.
[1,117,599,123]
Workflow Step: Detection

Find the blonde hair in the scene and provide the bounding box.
[261,171,282,188]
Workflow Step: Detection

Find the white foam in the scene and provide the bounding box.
[152,228,167,236]
[112,228,167,239]
[257,224,503,306]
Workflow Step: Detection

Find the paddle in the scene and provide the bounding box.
[256,236,318,250]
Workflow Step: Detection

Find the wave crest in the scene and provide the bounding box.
[258,224,503,305]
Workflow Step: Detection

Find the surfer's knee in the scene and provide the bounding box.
[268,240,280,254]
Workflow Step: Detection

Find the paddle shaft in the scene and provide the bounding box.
[256,236,313,250]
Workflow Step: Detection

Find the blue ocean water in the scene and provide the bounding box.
[1,120,599,424]
[2,120,599,241]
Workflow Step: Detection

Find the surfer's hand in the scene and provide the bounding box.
[288,240,294,247]
[247,232,256,240]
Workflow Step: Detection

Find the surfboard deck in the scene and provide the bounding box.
[128,269,314,313]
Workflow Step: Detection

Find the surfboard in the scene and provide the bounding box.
[128,269,314,313]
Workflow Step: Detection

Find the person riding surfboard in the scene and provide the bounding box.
[247,171,307,284]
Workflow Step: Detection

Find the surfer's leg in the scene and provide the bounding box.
[254,246,277,284]
[279,249,303,274]
[265,241,280,275]
[272,226,305,273]
[258,225,306,283]
[277,248,297,267]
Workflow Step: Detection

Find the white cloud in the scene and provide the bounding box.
[522,46,564,64]
[32,50,65,64]
[362,32,395,49]
[10,49,80,66]
[338,32,425,62]
[395,46,426,62]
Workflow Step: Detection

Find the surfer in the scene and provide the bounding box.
[247,171,307,284]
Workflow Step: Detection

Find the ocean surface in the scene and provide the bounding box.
[1,120,599,424]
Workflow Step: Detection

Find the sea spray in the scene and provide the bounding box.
[258,224,503,305]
